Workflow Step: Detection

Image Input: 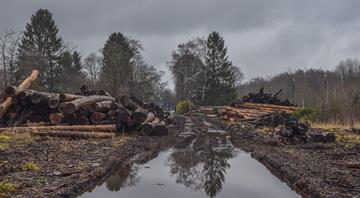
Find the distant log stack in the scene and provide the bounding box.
[196,102,298,122]
[234,87,296,107]
[0,72,173,138]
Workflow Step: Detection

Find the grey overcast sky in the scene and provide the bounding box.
[1,0,360,89]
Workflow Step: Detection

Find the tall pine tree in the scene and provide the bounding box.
[204,31,237,105]
[101,32,134,95]
[17,9,63,91]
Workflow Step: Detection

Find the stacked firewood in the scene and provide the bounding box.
[234,87,296,106]
[0,70,173,138]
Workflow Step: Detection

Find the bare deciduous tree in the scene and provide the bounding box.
[0,30,21,88]
[84,53,102,87]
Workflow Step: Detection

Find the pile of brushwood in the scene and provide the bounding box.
[234,87,295,106]
[256,111,335,143]
[0,70,173,138]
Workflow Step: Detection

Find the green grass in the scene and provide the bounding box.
[22,162,39,171]
[0,181,17,196]
[0,135,11,150]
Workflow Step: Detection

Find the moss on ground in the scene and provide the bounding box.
[0,181,17,196]
[22,162,39,171]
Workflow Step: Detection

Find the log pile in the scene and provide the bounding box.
[234,87,296,106]
[196,102,298,122]
[197,106,335,143]
[0,70,173,138]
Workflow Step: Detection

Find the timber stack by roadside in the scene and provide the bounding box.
[196,89,335,143]
[0,70,173,139]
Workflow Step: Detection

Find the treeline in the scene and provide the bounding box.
[0,9,171,109]
[239,58,360,124]
[168,32,243,106]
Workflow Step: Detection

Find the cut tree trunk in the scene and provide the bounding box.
[89,100,115,113]
[59,95,115,114]
[0,70,39,118]
[76,115,90,125]
[59,93,83,102]
[49,113,64,124]
[119,95,138,111]
[0,124,116,133]
[90,112,106,124]
[31,130,114,139]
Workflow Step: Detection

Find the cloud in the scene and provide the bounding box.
[1,0,359,88]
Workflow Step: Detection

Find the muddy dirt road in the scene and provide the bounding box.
[0,115,359,197]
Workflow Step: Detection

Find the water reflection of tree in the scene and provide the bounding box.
[106,165,140,192]
[167,138,236,197]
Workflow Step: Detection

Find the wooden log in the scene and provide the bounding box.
[49,113,64,124]
[89,100,115,113]
[59,93,83,102]
[152,117,160,125]
[141,123,153,136]
[0,70,39,118]
[133,107,147,124]
[59,95,115,114]
[76,115,90,125]
[145,112,155,123]
[90,112,106,124]
[153,125,168,136]
[48,98,60,109]
[119,95,138,111]
[116,107,132,123]
[141,119,168,136]
[0,124,116,133]
[78,105,91,117]
[17,89,61,109]
[31,130,115,139]
[240,102,298,111]
[63,114,76,125]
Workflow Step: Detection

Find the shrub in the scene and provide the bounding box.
[292,108,319,121]
[176,100,193,114]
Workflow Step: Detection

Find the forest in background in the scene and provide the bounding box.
[0,9,176,110]
[238,59,360,124]
[1,8,359,124]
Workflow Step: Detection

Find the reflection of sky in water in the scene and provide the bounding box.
[80,148,299,198]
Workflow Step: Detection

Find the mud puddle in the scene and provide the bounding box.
[79,134,299,198]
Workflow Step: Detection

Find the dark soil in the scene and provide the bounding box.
[1,115,360,198]
[0,116,186,198]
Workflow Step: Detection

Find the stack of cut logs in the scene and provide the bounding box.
[0,70,173,139]
[197,100,336,143]
[234,87,296,106]
[197,102,298,123]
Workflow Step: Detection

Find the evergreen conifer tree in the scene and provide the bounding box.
[101,32,134,95]
[204,31,237,105]
[17,9,63,91]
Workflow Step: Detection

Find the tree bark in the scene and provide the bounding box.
[31,130,114,139]
[59,93,83,102]
[49,113,64,124]
[119,95,138,111]
[0,70,39,118]
[89,100,116,113]
[76,115,90,125]
[58,95,115,114]
[0,124,116,133]
[90,112,106,124]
